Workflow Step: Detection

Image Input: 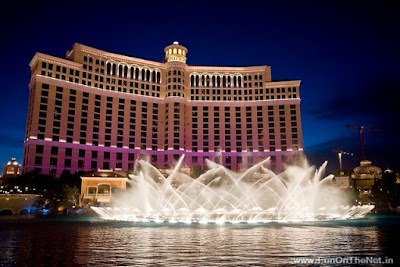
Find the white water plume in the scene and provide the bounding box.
[92,156,374,224]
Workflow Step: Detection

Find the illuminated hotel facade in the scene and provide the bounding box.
[23,42,303,176]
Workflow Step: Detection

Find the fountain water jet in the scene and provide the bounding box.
[91,156,374,223]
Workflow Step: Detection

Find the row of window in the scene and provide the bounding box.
[190,94,298,101]
[191,88,297,96]
[39,60,299,102]
[40,62,162,98]
[189,74,265,87]
[84,55,162,84]
[106,63,161,83]
[35,84,299,150]
[190,74,243,87]
[31,147,295,173]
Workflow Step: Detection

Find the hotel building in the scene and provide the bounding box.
[23,42,303,176]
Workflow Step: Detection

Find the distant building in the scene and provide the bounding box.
[2,158,21,185]
[352,160,382,203]
[23,42,303,177]
[3,158,21,178]
[80,169,128,205]
[334,172,351,189]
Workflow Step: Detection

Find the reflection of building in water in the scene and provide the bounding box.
[23,41,303,177]
[80,169,128,205]
[352,160,382,204]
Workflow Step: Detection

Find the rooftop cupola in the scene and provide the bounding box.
[164,41,188,64]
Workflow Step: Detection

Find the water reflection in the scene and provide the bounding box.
[0,217,398,266]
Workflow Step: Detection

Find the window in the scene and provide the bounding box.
[36,145,44,154]
[102,151,110,160]
[51,146,58,155]
[65,148,72,156]
[64,159,71,167]
[35,156,43,165]
[98,184,110,195]
[91,161,97,169]
[50,157,57,166]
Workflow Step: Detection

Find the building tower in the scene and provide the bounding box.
[163,42,188,165]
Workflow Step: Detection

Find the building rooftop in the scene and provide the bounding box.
[6,158,20,166]
[352,160,382,179]
[81,169,127,178]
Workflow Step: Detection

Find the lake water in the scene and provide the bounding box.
[0,215,399,266]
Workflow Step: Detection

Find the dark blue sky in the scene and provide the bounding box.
[0,0,399,172]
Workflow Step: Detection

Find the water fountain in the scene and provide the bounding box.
[91,156,374,223]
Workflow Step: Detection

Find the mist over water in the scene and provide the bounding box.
[92,156,373,223]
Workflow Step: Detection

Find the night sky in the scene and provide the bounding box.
[0,0,399,173]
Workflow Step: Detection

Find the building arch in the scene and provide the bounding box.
[106,62,111,75]
[118,65,123,77]
[190,75,195,86]
[156,71,161,83]
[106,60,117,75]
[112,64,117,76]
[97,183,111,195]
[146,69,151,82]
[190,73,200,86]
[19,208,30,215]
[124,65,128,78]
[237,75,242,87]
[141,69,145,81]
[0,209,13,215]
[130,66,135,79]
[135,68,140,80]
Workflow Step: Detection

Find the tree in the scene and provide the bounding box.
[60,185,80,209]
[371,170,398,212]
[59,170,83,188]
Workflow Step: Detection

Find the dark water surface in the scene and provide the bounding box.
[0,215,399,266]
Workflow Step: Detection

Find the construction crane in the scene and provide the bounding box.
[346,125,383,161]
[331,147,354,171]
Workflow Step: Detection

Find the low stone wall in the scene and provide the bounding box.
[0,194,40,215]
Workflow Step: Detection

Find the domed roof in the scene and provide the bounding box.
[164,41,188,64]
[352,160,382,179]
[6,157,19,166]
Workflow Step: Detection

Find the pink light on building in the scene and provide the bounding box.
[23,42,303,176]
